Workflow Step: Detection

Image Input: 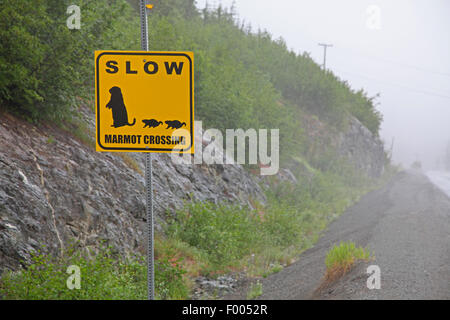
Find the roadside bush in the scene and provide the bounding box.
[0,243,188,300]
[261,204,313,247]
[167,202,261,269]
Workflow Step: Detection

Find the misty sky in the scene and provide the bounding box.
[195,0,450,169]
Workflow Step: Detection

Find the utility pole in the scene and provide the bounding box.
[389,137,395,161]
[318,43,333,70]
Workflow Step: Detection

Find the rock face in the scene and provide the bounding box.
[0,112,265,274]
[338,117,385,178]
[301,114,385,178]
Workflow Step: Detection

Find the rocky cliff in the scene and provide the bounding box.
[0,111,265,274]
[301,114,385,178]
[338,117,385,178]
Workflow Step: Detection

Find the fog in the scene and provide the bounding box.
[196,0,450,170]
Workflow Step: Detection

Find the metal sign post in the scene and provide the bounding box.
[95,0,193,301]
[145,152,154,301]
[139,0,154,301]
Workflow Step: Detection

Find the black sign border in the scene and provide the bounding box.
[96,51,194,153]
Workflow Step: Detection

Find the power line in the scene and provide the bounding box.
[332,43,450,78]
[366,56,450,78]
[334,67,450,100]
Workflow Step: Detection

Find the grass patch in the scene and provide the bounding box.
[262,264,283,278]
[155,235,209,281]
[46,135,56,144]
[324,241,371,283]
[247,281,263,300]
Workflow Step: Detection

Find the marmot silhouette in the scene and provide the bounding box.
[165,120,186,129]
[142,119,163,128]
[106,86,136,128]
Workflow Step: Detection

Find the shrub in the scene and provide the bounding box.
[168,202,261,269]
[0,243,188,300]
[0,0,139,122]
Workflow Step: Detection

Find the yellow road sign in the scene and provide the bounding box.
[95,51,194,153]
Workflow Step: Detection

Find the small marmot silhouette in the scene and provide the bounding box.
[106,86,136,128]
[165,120,186,129]
[142,119,163,128]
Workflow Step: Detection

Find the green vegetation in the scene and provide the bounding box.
[0,0,381,163]
[262,264,283,278]
[0,243,188,300]
[166,167,372,278]
[46,135,56,144]
[247,281,263,300]
[324,241,371,282]
[0,0,139,122]
[168,202,261,270]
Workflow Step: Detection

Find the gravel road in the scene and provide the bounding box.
[243,170,449,300]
